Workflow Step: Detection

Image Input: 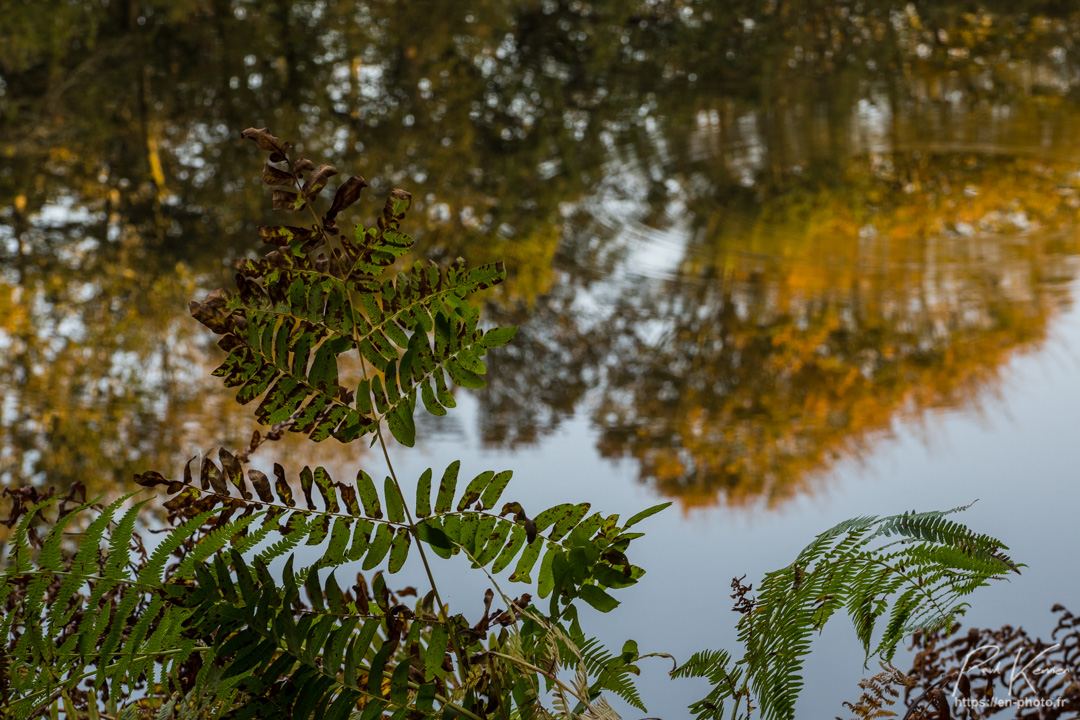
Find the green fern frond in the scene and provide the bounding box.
[180,552,450,720]
[415,466,665,614]
[172,511,263,579]
[686,506,1019,720]
[188,129,515,448]
[140,453,662,607]
[673,649,746,720]
[84,498,150,601]
[578,637,646,712]
[0,497,215,720]
[138,509,219,585]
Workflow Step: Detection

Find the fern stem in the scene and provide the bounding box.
[144,486,417,529]
[290,148,472,686]
[135,479,521,530]
[730,693,746,720]
[1,569,158,591]
[860,552,952,628]
[330,211,469,684]
[271,146,498,708]
[485,650,597,708]
[281,148,471,687]
[53,647,209,660]
[370,416,473,683]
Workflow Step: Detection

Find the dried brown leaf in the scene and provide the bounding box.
[292,157,316,175]
[189,289,232,334]
[301,164,338,200]
[326,175,368,221]
[272,190,304,212]
[240,127,292,162]
[261,163,295,187]
[247,470,274,503]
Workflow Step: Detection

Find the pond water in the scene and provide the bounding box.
[2,2,1080,717]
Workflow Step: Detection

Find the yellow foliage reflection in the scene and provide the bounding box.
[593,155,1080,508]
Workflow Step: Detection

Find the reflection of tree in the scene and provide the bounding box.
[588,156,1080,507]
[467,3,1080,506]
[478,278,605,447]
[0,0,671,491]
[0,204,374,493]
[0,0,607,491]
[0,207,210,490]
[3,1,1080,504]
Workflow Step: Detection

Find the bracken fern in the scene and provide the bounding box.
[675,505,1020,720]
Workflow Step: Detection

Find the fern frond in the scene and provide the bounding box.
[578,637,646,712]
[171,511,263,579]
[181,553,448,720]
[674,649,746,720]
[138,509,219,585]
[75,498,152,656]
[687,506,1019,720]
[838,661,916,720]
[141,453,663,610]
[189,129,516,448]
[0,496,215,720]
[415,467,667,616]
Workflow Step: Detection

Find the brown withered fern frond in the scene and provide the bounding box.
[898,605,1080,719]
[840,661,919,720]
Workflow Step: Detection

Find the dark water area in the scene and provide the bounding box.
[3,2,1080,716]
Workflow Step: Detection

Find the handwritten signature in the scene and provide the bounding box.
[955,643,1067,699]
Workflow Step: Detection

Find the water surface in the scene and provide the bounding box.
[2,2,1080,716]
